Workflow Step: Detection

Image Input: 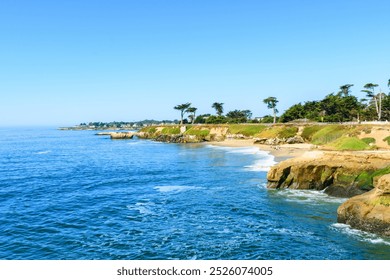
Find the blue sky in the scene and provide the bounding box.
[0,0,389,126]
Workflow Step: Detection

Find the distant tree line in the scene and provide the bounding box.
[174,79,390,124]
[280,80,390,123]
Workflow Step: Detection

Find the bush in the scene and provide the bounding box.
[383,136,390,145]
[361,137,376,145]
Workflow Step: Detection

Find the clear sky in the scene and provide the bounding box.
[1,0,389,126]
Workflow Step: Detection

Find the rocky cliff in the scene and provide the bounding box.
[267,151,390,197]
[337,174,390,236]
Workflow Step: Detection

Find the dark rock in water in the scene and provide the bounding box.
[324,185,365,198]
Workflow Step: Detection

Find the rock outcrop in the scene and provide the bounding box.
[254,136,305,145]
[109,132,134,139]
[337,174,390,236]
[267,151,390,197]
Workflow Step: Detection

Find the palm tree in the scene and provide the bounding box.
[174,102,191,124]
[212,102,224,116]
[186,107,197,124]
[338,84,354,96]
[362,83,380,120]
[263,97,279,124]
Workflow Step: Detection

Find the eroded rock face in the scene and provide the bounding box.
[267,151,390,197]
[337,174,390,236]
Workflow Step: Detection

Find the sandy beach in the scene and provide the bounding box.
[207,138,316,162]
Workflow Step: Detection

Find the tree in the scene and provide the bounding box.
[226,109,252,123]
[263,97,279,123]
[174,102,191,125]
[212,102,224,116]
[338,84,354,96]
[186,107,197,124]
[362,83,380,120]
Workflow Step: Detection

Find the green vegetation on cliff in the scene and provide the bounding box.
[161,127,181,135]
[256,126,298,139]
[311,125,348,145]
[227,124,266,136]
[184,126,210,137]
[330,137,370,150]
[356,166,390,191]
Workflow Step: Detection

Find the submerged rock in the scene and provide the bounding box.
[337,174,390,236]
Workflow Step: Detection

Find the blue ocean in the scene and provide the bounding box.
[0,127,389,260]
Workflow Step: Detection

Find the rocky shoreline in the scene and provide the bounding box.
[267,151,390,236]
[103,124,390,237]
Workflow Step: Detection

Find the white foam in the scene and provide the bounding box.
[127,202,155,215]
[35,150,51,155]
[245,157,277,172]
[207,145,277,171]
[275,189,348,204]
[154,185,200,193]
[331,223,390,246]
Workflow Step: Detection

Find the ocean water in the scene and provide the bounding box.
[0,127,389,260]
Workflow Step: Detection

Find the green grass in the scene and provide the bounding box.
[301,125,323,141]
[227,124,266,137]
[184,127,210,137]
[278,127,299,138]
[256,126,298,138]
[311,125,348,145]
[330,137,369,150]
[383,136,390,145]
[361,137,376,145]
[161,127,181,135]
[140,126,157,134]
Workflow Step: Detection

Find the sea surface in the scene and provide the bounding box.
[0,127,389,260]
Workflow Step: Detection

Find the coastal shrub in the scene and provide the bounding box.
[278,127,298,138]
[361,137,376,145]
[301,125,322,141]
[161,127,181,135]
[228,124,266,137]
[330,137,369,151]
[383,136,390,145]
[311,125,347,145]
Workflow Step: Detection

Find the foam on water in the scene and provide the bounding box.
[127,202,156,216]
[35,150,51,155]
[331,223,390,246]
[271,189,348,204]
[207,145,277,171]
